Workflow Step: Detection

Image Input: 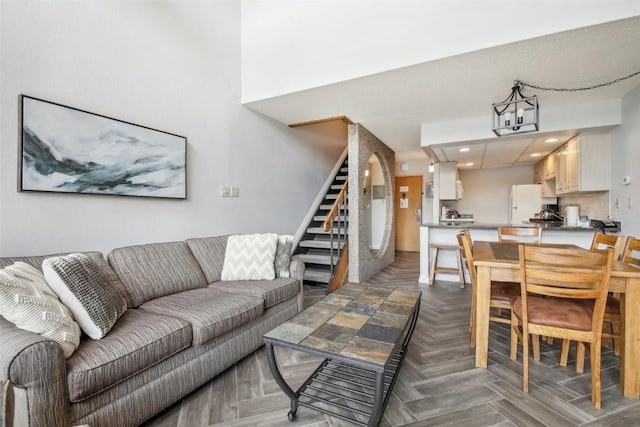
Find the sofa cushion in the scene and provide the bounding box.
[209,277,300,309]
[66,309,192,402]
[107,241,207,307]
[139,288,264,346]
[0,262,81,358]
[186,236,228,283]
[275,235,294,278]
[43,253,127,340]
[221,233,278,281]
[0,251,133,308]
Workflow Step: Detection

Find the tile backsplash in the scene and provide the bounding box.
[559,191,609,220]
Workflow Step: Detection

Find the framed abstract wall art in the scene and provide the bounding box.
[19,95,187,199]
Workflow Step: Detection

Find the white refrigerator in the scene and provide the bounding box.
[509,184,555,225]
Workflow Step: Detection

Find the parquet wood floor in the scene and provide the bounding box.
[144,252,640,427]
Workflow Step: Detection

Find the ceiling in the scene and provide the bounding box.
[245,16,640,169]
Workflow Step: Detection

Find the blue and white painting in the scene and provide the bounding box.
[20,96,187,199]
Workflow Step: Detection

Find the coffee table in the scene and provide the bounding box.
[263,283,421,426]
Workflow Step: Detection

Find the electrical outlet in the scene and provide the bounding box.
[231,187,239,197]
[615,198,620,209]
[221,186,230,197]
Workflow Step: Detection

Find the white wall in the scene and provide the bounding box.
[0,1,345,257]
[611,86,640,237]
[455,166,535,224]
[241,0,640,102]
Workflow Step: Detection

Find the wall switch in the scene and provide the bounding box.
[221,186,230,197]
[615,198,620,209]
[629,197,633,209]
[230,187,239,197]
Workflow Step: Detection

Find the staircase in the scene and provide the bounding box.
[295,156,349,286]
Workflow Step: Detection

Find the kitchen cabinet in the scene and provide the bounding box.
[534,152,556,196]
[541,175,556,197]
[556,132,610,195]
[533,161,543,184]
[544,152,556,180]
[438,162,462,200]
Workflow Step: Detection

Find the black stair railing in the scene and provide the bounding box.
[323,178,348,274]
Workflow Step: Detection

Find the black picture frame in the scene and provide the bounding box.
[19,95,187,199]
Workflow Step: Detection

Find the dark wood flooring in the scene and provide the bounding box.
[144,252,640,426]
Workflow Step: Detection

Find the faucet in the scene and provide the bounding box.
[549,212,564,221]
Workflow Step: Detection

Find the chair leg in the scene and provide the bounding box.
[469,291,476,348]
[590,342,602,409]
[522,328,529,393]
[576,342,586,374]
[532,334,541,361]
[510,314,520,360]
[611,321,621,356]
[560,339,570,367]
[456,248,464,289]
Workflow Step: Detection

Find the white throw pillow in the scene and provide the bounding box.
[0,262,81,358]
[221,233,278,281]
[274,235,294,278]
[43,253,127,340]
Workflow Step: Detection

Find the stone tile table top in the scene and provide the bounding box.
[264,282,421,369]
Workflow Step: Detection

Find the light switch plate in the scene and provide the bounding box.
[221,186,230,197]
[231,187,239,197]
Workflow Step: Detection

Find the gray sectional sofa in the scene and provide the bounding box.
[0,235,304,427]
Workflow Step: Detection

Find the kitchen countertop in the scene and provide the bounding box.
[421,222,597,231]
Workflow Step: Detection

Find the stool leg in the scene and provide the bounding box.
[429,247,438,285]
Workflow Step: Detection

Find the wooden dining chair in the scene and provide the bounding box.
[621,236,640,268]
[561,232,626,367]
[457,230,520,347]
[498,227,542,243]
[510,244,615,408]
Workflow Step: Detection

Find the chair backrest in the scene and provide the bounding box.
[518,244,615,329]
[457,230,476,287]
[621,236,640,269]
[590,232,625,260]
[498,227,542,243]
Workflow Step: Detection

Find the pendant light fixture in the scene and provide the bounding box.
[492,80,539,136]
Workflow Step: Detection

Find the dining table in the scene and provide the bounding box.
[473,240,640,399]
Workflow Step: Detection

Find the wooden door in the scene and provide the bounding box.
[395,176,422,252]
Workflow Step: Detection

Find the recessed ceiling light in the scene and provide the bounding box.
[459,147,470,152]
[530,153,541,157]
[544,138,558,143]
[465,162,474,166]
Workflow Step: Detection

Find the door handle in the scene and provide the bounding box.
[415,209,422,223]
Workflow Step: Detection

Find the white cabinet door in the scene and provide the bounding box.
[554,132,610,194]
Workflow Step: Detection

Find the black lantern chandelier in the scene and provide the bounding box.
[492,80,539,137]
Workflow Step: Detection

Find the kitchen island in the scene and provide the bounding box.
[419,223,598,284]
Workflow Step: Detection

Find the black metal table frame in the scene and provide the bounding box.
[264,300,420,427]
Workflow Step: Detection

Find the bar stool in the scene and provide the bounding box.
[429,242,464,288]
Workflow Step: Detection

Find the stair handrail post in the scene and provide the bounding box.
[323,179,349,275]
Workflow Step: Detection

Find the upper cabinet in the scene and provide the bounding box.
[533,161,543,184]
[438,162,463,200]
[555,131,611,195]
[543,152,556,180]
[534,151,557,197]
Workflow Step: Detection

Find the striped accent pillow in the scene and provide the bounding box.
[0,262,81,358]
[43,253,127,340]
[221,234,278,281]
[274,235,293,278]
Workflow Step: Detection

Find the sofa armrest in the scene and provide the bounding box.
[1,380,13,427]
[0,316,69,427]
[289,256,305,312]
